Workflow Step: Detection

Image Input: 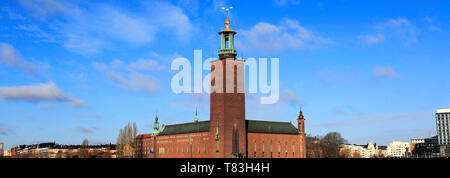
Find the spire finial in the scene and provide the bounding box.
[194,104,199,122]
[298,107,304,120]
[221,6,233,31]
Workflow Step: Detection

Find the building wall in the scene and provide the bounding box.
[387,141,410,157]
[136,131,307,158]
[247,132,305,158]
[436,109,450,145]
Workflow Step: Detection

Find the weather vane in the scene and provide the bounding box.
[221,6,233,31]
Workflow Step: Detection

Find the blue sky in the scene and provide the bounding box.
[0,0,449,149]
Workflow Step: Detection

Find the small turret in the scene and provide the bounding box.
[297,107,305,134]
[152,111,160,136]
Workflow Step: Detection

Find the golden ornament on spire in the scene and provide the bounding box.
[221,6,233,31]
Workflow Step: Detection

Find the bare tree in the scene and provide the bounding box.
[79,139,89,158]
[320,132,348,158]
[116,122,137,158]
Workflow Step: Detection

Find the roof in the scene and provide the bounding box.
[246,120,299,135]
[158,121,210,136]
[156,120,300,136]
[437,109,450,114]
[136,134,152,139]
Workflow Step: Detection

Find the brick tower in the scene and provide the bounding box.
[209,8,247,158]
[297,108,305,134]
[298,108,307,157]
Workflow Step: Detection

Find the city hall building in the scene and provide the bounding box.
[135,14,306,158]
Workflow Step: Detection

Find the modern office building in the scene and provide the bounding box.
[411,136,439,158]
[436,108,450,156]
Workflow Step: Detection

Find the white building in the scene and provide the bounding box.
[341,142,386,158]
[387,141,410,157]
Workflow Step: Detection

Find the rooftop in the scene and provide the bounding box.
[437,108,450,114]
[154,120,300,136]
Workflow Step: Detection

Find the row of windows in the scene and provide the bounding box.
[251,142,303,157]
[159,143,207,155]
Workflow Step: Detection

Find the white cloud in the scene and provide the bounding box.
[17,0,193,55]
[363,17,418,45]
[237,18,329,53]
[93,60,161,94]
[127,59,167,71]
[0,82,90,107]
[360,34,385,45]
[372,66,400,79]
[0,42,40,76]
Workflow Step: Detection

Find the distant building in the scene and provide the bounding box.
[411,136,439,158]
[387,141,410,157]
[436,109,450,157]
[340,142,387,158]
[9,142,116,158]
[0,142,3,157]
[306,136,322,158]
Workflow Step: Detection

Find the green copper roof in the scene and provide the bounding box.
[246,120,299,135]
[158,121,210,136]
[156,120,299,136]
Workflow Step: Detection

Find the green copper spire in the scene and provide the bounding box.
[194,105,199,123]
[152,111,160,136]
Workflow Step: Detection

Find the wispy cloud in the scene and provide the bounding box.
[372,66,400,79]
[312,111,430,128]
[93,60,161,94]
[0,42,40,76]
[0,124,13,136]
[360,34,385,45]
[281,89,302,107]
[170,93,209,112]
[237,18,329,53]
[0,82,89,107]
[76,126,98,133]
[317,69,356,85]
[424,16,441,32]
[273,0,300,6]
[1,7,25,20]
[16,0,193,55]
[126,59,167,71]
[362,17,419,46]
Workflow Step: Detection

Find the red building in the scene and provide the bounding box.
[135,13,306,158]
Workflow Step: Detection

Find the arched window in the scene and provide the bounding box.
[270,142,273,158]
[262,142,265,158]
[278,142,281,157]
[292,144,295,157]
[285,142,288,158]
